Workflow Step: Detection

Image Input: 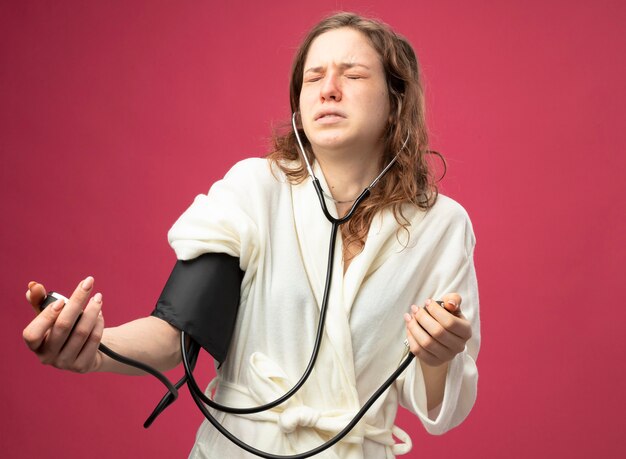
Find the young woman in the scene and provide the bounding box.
[24,12,480,458]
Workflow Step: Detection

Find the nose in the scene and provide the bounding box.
[320,73,342,102]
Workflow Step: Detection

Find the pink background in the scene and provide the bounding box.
[2,1,624,458]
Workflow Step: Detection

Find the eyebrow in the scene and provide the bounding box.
[304,62,371,74]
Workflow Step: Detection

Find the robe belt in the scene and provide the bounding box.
[205,352,412,456]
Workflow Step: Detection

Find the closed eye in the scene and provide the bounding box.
[304,75,323,83]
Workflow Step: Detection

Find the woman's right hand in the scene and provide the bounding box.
[23,277,105,374]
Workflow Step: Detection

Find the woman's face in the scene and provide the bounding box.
[299,28,390,160]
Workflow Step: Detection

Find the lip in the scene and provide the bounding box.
[314,109,347,121]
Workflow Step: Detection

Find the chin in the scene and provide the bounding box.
[310,139,349,154]
[309,130,352,149]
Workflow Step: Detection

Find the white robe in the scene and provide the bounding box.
[168,158,480,458]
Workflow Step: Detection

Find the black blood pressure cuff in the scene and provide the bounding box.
[151,252,243,364]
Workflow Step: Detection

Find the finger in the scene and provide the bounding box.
[22,299,66,351]
[405,310,451,363]
[46,276,94,355]
[424,299,472,341]
[440,292,462,315]
[404,314,424,356]
[415,303,463,349]
[73,310,104,373]
[405,316,446,367]
[417,304,467,354]
[404,314,419,355]
[26,282,48,312]
[25,290,37,314]
[56,293,103,365]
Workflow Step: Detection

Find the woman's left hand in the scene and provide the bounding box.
[404,293,472,367]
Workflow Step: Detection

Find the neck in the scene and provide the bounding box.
[315,142,382,203]
[315,147,382,203]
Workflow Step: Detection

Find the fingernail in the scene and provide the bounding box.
[425,299,432,306]
[447,300,457,307]
[411,304,418,314]
[82,276,94,291]
[28,281,37,289]
[404,313,411,322]
[52,299,65,311]
[93,292,102,303]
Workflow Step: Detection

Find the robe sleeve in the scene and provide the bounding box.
[395,204,481,435]
[167,158,265,271]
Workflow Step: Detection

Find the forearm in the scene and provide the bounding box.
[97,316,182,375]
[419,359,449,412]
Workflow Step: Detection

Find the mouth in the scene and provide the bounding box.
[314,110,346,121]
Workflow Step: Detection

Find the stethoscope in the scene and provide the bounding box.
[41,114,426,458]
[174,114,423,458]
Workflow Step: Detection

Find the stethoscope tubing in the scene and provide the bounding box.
[35,110,431,458]
[181,222,341,414]
[37,292,181,427]
[170,116,415,457]
[178,128,393,414]
[182,330,415,459]
[95,114,414,457]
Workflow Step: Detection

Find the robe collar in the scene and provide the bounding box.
[290,160,424,388]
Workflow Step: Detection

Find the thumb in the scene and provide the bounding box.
[440,292,462,315]
[26,281,48,313]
